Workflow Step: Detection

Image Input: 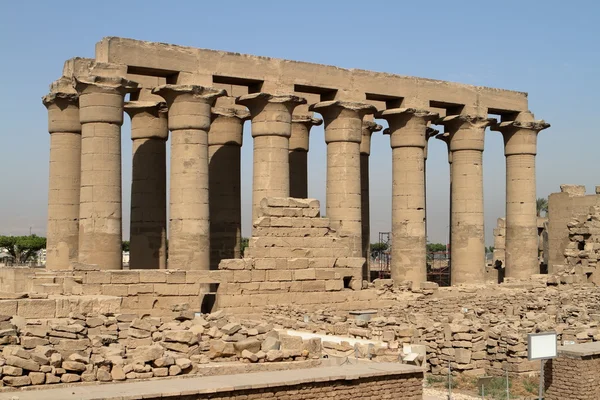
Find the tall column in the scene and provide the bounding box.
[379,108,438,286]
[492,111,549,279]
[359,120,382,280]
[437,115,493,285]
[289,115,322,198]
[43,77,81,270]
[423,127,439,250]
[236,93,306,224]
[310,101,376,257]
[208,107,249,270]
[152,85,225,270]
[74,75,137,270]
[436,132,453,251]
[124,101,168,269]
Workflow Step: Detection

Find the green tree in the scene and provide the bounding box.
[370,242,388,258]
[0,235,46,264]
[426,243,446,252]
[241,237,249,257]
[486,246,495,254]
[122,241,130,252]
[536,197,548,217]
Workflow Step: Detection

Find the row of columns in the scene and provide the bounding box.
[43,74,548,285]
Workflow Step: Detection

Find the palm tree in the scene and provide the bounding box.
[536,197,548,217]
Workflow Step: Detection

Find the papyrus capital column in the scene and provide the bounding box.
[152,84,225,271]
[289,115,322,198]
[379,108,438,286]
[492,111,550,279]
[124,101,168,270]
[208,107,250,270]
[74,75,138,270]
[359,120,382,280]
[310,100,376,257]
[43,77,81,270]
[437,114,494,285]
[236,93,306,223]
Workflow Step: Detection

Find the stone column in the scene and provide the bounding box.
[289,115,322,199]
[492,112,549,279]
[423,127,439,252]
[437,115,493,285]
[310,101,376,257]
[359,120,382,280]
[152,85,225,270]
[236,93,306,224]
[74,75,137,270]
[436,132,453,250]
[379,108,438,286]
[43,77,81,270]
[124,101,168,270]
[208,107,249,270]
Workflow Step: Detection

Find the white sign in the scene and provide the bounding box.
[527,332,557,360]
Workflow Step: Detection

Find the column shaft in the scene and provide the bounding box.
[237,93,306,225]
[380,109,436,286]
[126,102,168,270]
[289,115,321,199]
[208,108,247,270]
[311,101,376,257]
[440,115,491,284]
[495,113,549,279]
[75,76,137,270]
[153,85,225,270]
[43,82,81,270]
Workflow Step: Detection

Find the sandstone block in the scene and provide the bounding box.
[261,337,281,352]
[267,270,293,281]
[6,355,39,371]
[45,373,61,384]
[17,299,56,318]
[61,373,81,383]
[294,269,316,280]
[3,375,31,386]
[110,271,140,284]
[111,365,126,381]
[234,338,261,354]
[152,367,168,377]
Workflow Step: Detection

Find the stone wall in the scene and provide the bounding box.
[547,184,600,273]
[545,343,600,400]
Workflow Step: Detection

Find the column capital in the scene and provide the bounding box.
[236,92,305,138]
[73,75,138,96]
[310,101,376,143]
[43,78,81,135]
[436,114,496,152]
[360,120,382,155]
[379,108,439,149]
[435,132,453,164]
[290,114,322,151]
[208,107,249,147]
[152,84,225,131]
[125,101,168,141]
[491,111,550,156]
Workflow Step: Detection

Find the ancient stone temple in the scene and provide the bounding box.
[44,37,549,288]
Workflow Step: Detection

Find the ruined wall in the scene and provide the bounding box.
[547,185,600,273]
[545,344,600,400]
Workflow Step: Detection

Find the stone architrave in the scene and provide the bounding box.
[208,107,250,270]
[152,85,225,271]
[492,112,549,279]
[436,132,453,251]
[289,115,322,199]
[310,101,377,257]
[359,120,382,280]
[43,77,82,270]
[379,108,438,286]
[124,101,169,270]
[437,114,494,285]
[74,75,138,270]
[236,93,306,225]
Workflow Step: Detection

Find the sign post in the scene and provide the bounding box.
[527,332,557,400]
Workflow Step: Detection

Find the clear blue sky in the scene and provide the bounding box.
[1,0,598,246]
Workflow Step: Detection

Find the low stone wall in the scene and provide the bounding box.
[0,362,423,400]
[545,342,600,400]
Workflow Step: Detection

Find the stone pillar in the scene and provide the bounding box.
[379,108,438,286]
[437,115,493,285]
[43,78,81,270]
[436,132,453,250]
[208,107,249,270]
[236,93,306,224]
[74,75,137,270]
[152,85,225,270]
[310,101,376,257]
[124,101,168,270]
[423,127,439,252]
[289,115,322,199]
[359,120,382,280]
[492,112,549,279]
